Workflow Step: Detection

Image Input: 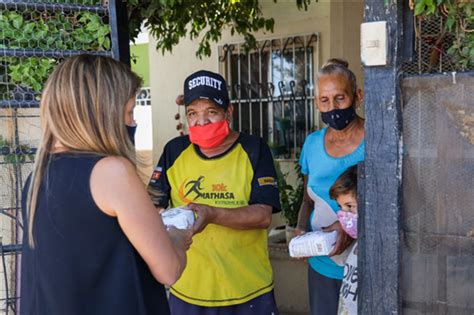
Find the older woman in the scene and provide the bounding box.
[296,59,364,315]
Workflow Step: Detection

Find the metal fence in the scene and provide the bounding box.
[402,15,472,75]
[136,87,151,107]
[400,14,474,315]
[401,73,474,315]
[0,1,121,313]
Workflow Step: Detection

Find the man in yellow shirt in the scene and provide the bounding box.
[148,70,281,314]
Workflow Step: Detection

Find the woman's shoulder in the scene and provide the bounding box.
[90,156,142,217]
[304,128,327,145]
[92,156,136,181]
[311,128,327,137]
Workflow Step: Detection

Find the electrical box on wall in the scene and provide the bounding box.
[361,21,387,66]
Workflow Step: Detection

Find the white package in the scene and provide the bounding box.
[161,206,195,229]
[307,186,338,230]
[289,231,337,258]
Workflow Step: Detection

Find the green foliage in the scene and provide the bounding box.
[0,136,35,165]
[7,58,55,92]
[274,160,303,227]
[414,0,474,70]
[0,9,110,93]
[127,0,312,58]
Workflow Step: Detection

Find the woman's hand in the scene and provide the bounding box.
[322,221,354,256]
[294,226,306,237]
[293,227,310,261]
[167,227,193,251]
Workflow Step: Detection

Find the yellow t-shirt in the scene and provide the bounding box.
[148,133,280,307]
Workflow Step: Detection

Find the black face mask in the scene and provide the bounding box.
[126,125,137,145]
[321,106,356,131]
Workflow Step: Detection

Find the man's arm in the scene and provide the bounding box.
[147,144,172,210]
[188,137,277,234]
[188,203,272,234]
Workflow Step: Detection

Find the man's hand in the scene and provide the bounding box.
[322,221,354,256]
[187,203,217,234]
[175,94,185,106]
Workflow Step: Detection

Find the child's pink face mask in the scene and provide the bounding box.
[337,211,358,239]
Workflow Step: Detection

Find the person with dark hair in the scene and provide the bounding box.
[329,165,359,315]
[296,58,364,314]
[147,70,281,314]
[329,165,358,201]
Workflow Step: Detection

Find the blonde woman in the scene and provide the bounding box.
[20,55,191,315]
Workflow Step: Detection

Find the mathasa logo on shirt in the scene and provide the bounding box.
[178,176,236,204]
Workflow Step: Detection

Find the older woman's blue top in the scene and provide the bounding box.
[299,127,364,279]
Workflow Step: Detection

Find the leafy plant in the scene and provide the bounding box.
[274,160,303,227]
[0,136,35,164]
[127,0,312,58]
[0,9,110,94]
[414,0,473,70]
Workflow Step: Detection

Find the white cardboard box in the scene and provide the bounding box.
[288,231,337,258]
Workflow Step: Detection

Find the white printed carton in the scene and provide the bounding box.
[288,231,337,257]
[161,206,195,229]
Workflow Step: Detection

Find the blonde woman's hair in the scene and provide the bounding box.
[27,54,142,247]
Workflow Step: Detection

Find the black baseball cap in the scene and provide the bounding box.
[183,70,230,109]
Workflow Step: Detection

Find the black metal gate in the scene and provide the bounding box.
[0,1,124,313]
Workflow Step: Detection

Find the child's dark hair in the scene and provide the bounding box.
[329,165,358,200]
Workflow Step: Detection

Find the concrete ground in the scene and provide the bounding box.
[269,242,310,314]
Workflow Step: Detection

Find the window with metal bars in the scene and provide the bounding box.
[219,34,319,159]
[136,87,151,106]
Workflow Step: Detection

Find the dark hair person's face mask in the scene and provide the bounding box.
[320,104,356,131]
[126,124,137,145]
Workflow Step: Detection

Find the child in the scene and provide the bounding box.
[329,165,359,315]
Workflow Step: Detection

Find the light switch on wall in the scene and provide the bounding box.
[361,21,387,66]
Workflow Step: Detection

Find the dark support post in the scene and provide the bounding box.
[359,0,404,314]
[109,0,131,65]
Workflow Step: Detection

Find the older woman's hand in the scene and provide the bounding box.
[322,221,354,256]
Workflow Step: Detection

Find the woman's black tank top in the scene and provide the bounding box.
[21,153,169,315]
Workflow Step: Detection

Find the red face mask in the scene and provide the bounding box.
[188,120,230,149]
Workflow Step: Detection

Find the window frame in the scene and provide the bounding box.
[218,33,320,160]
